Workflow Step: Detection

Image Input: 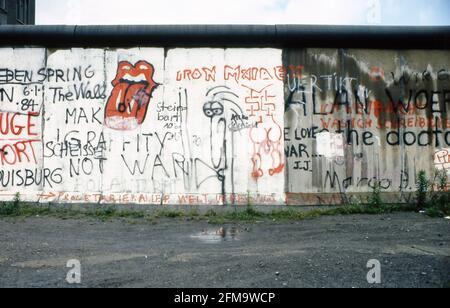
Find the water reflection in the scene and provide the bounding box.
[191,227,240,244]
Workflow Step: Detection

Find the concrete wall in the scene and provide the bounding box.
[0,47,449,205]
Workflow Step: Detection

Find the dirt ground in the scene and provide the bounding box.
[0,212,449,288]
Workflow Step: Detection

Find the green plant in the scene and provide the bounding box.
[427,170,450,217]
[245,205,260,216]
[0,193,21,216]
[205,209,217,217]
[345,195,362,207]
[414,170,450,217]
[187,209,200,218]
[155,209,184,218]
[368,182,383,209]
[94,206,117,218]
[416,170,430,209]
[436,170,448,192]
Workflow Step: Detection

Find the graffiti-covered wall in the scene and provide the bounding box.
[284,49,450,205]
[0,47,449,205]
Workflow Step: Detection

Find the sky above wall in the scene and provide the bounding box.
[36,0,450,26]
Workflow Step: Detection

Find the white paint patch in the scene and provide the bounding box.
[316,132,345,159]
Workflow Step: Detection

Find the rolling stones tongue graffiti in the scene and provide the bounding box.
[105,61,158,130]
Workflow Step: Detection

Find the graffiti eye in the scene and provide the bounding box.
[204,109,213,117]
[209,101,224,116]
[213,108,223,115]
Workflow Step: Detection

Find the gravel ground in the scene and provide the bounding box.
[0,212,449,288]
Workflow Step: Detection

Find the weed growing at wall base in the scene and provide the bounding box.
[0,193,21,216]
[367,182,383,209]
[416,170,429,210]
[415,170,450,218]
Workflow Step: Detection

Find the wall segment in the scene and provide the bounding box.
[284,49,450,205]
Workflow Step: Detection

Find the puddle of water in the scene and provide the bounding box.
[191,227,240,244]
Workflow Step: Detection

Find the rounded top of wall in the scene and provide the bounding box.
[0,25,449,49]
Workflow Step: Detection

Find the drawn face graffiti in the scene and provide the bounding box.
[203,101,224,118]
[104,61,158,131]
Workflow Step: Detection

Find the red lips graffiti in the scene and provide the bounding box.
[105,61,158,130]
